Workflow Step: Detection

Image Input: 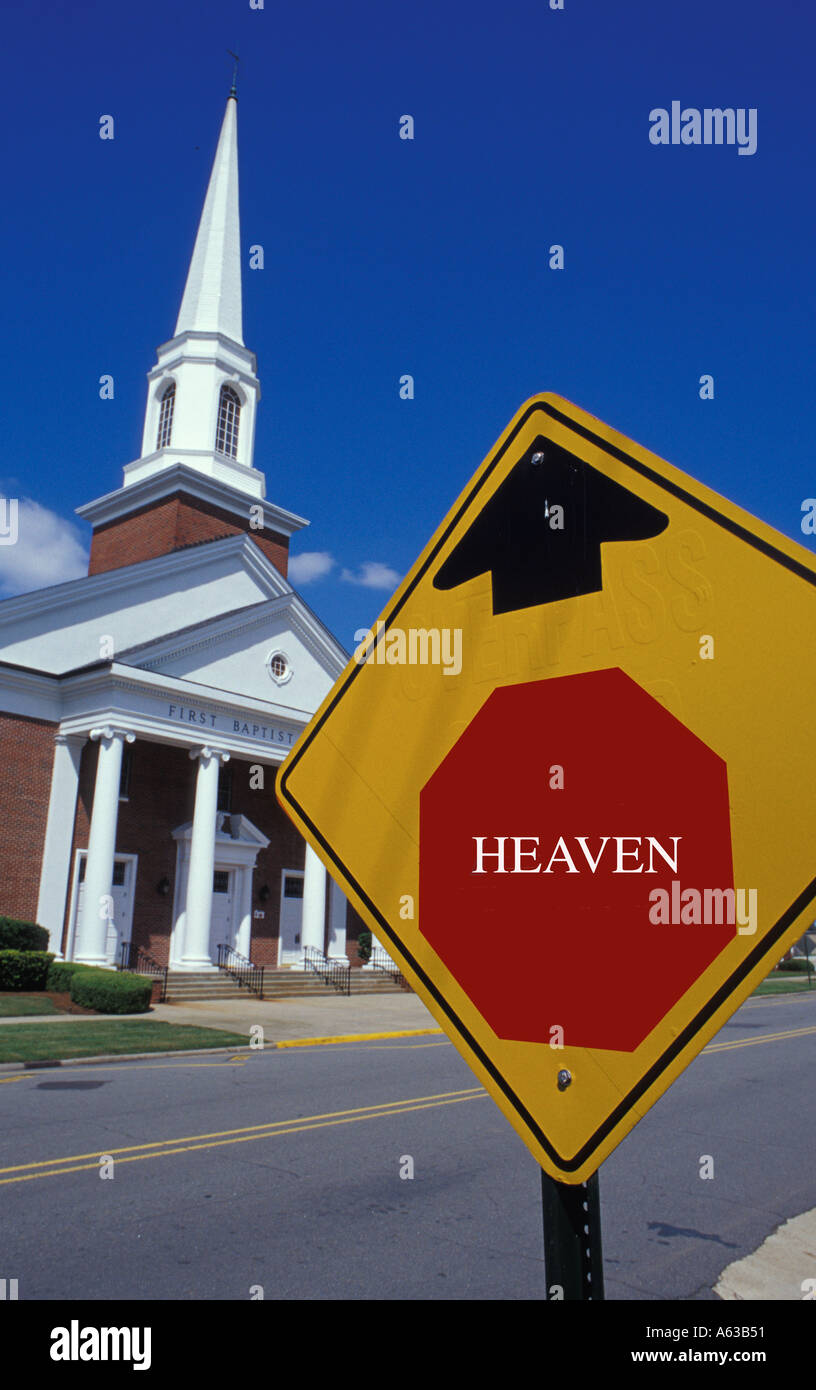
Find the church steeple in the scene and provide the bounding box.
[175,93,243,345]
[124,90,262,499]
[76,86,309,579]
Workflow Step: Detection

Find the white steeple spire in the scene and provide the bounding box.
[175,94,243,345]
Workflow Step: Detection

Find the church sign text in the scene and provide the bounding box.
[166,703,296,746]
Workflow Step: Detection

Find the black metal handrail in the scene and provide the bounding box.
[117,941,168,1002]
[368,946,404,984]
[303,945,351,996]
[216,943,265,997]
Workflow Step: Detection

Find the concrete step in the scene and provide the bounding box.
[162,967,409,1002]
[164,989,251,1001]
[165,994,249,1002]
[164,971,257,1003]
[349,978,408,994]
[262,984,340,997]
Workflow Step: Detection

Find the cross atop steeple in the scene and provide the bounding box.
[227,50,240,99]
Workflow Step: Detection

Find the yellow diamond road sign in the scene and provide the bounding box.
[277,393,816,1183]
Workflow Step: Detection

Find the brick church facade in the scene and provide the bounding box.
[0,88,366,973]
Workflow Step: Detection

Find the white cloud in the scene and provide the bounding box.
[340,561,402,590]
[0,497,88,596]
[288,550,336,584]
[287,551,402,592]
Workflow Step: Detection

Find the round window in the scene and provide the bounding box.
[267,651,292,685]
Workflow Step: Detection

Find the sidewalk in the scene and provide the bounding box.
[152,993,440,1042]
[0,993,440,1045]
[715,1208,816,1301]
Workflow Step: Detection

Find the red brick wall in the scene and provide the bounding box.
[88,492,289,578]
[0,714,58,923]
[344,905,367,967]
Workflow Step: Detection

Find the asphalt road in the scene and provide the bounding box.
[1,991,814,1301]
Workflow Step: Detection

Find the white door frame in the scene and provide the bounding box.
[277,869,306,966]
[65,850,138,966]
[209,865,237,965]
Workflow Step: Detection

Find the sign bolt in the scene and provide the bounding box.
[532,452,546,465]
[557,1069,572,1091]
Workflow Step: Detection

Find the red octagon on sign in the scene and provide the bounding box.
[419,668,735,1052]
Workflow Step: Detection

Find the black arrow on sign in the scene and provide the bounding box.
[433,437,670,616]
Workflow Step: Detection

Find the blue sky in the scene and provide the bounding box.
[1,0,813,647]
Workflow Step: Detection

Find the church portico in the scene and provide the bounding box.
[54,722,342,973]
[43,660,320,969]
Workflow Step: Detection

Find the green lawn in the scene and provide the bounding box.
[0,994,60,1017]
[0,1021,249,1064]
[753,973,815,996]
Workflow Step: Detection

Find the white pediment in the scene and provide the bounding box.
[0,536,293,676]
[119,592,347,706]
[173,812,270,851]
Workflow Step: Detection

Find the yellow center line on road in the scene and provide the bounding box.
[0,1086,487,1186]
[703,1023,816,1053]
[742,992,816,1008]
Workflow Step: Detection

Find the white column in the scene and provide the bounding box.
[181,746,229,970]
[301,842,327,962]
[75,727,134,968]
[169,839,190,968]
[326,877,348,962]
[36,733,85,957]
[235,865,253,960]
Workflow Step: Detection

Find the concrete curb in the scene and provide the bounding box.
[0,1026,445,1072]
[0,1046,250,1071]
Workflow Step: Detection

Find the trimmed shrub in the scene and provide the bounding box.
[778,957,815,974]
[46,960,95,992]
[0,950,55,991]
[70,969,152,1014]
[0,919,49,952]
[357,929,372,963]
